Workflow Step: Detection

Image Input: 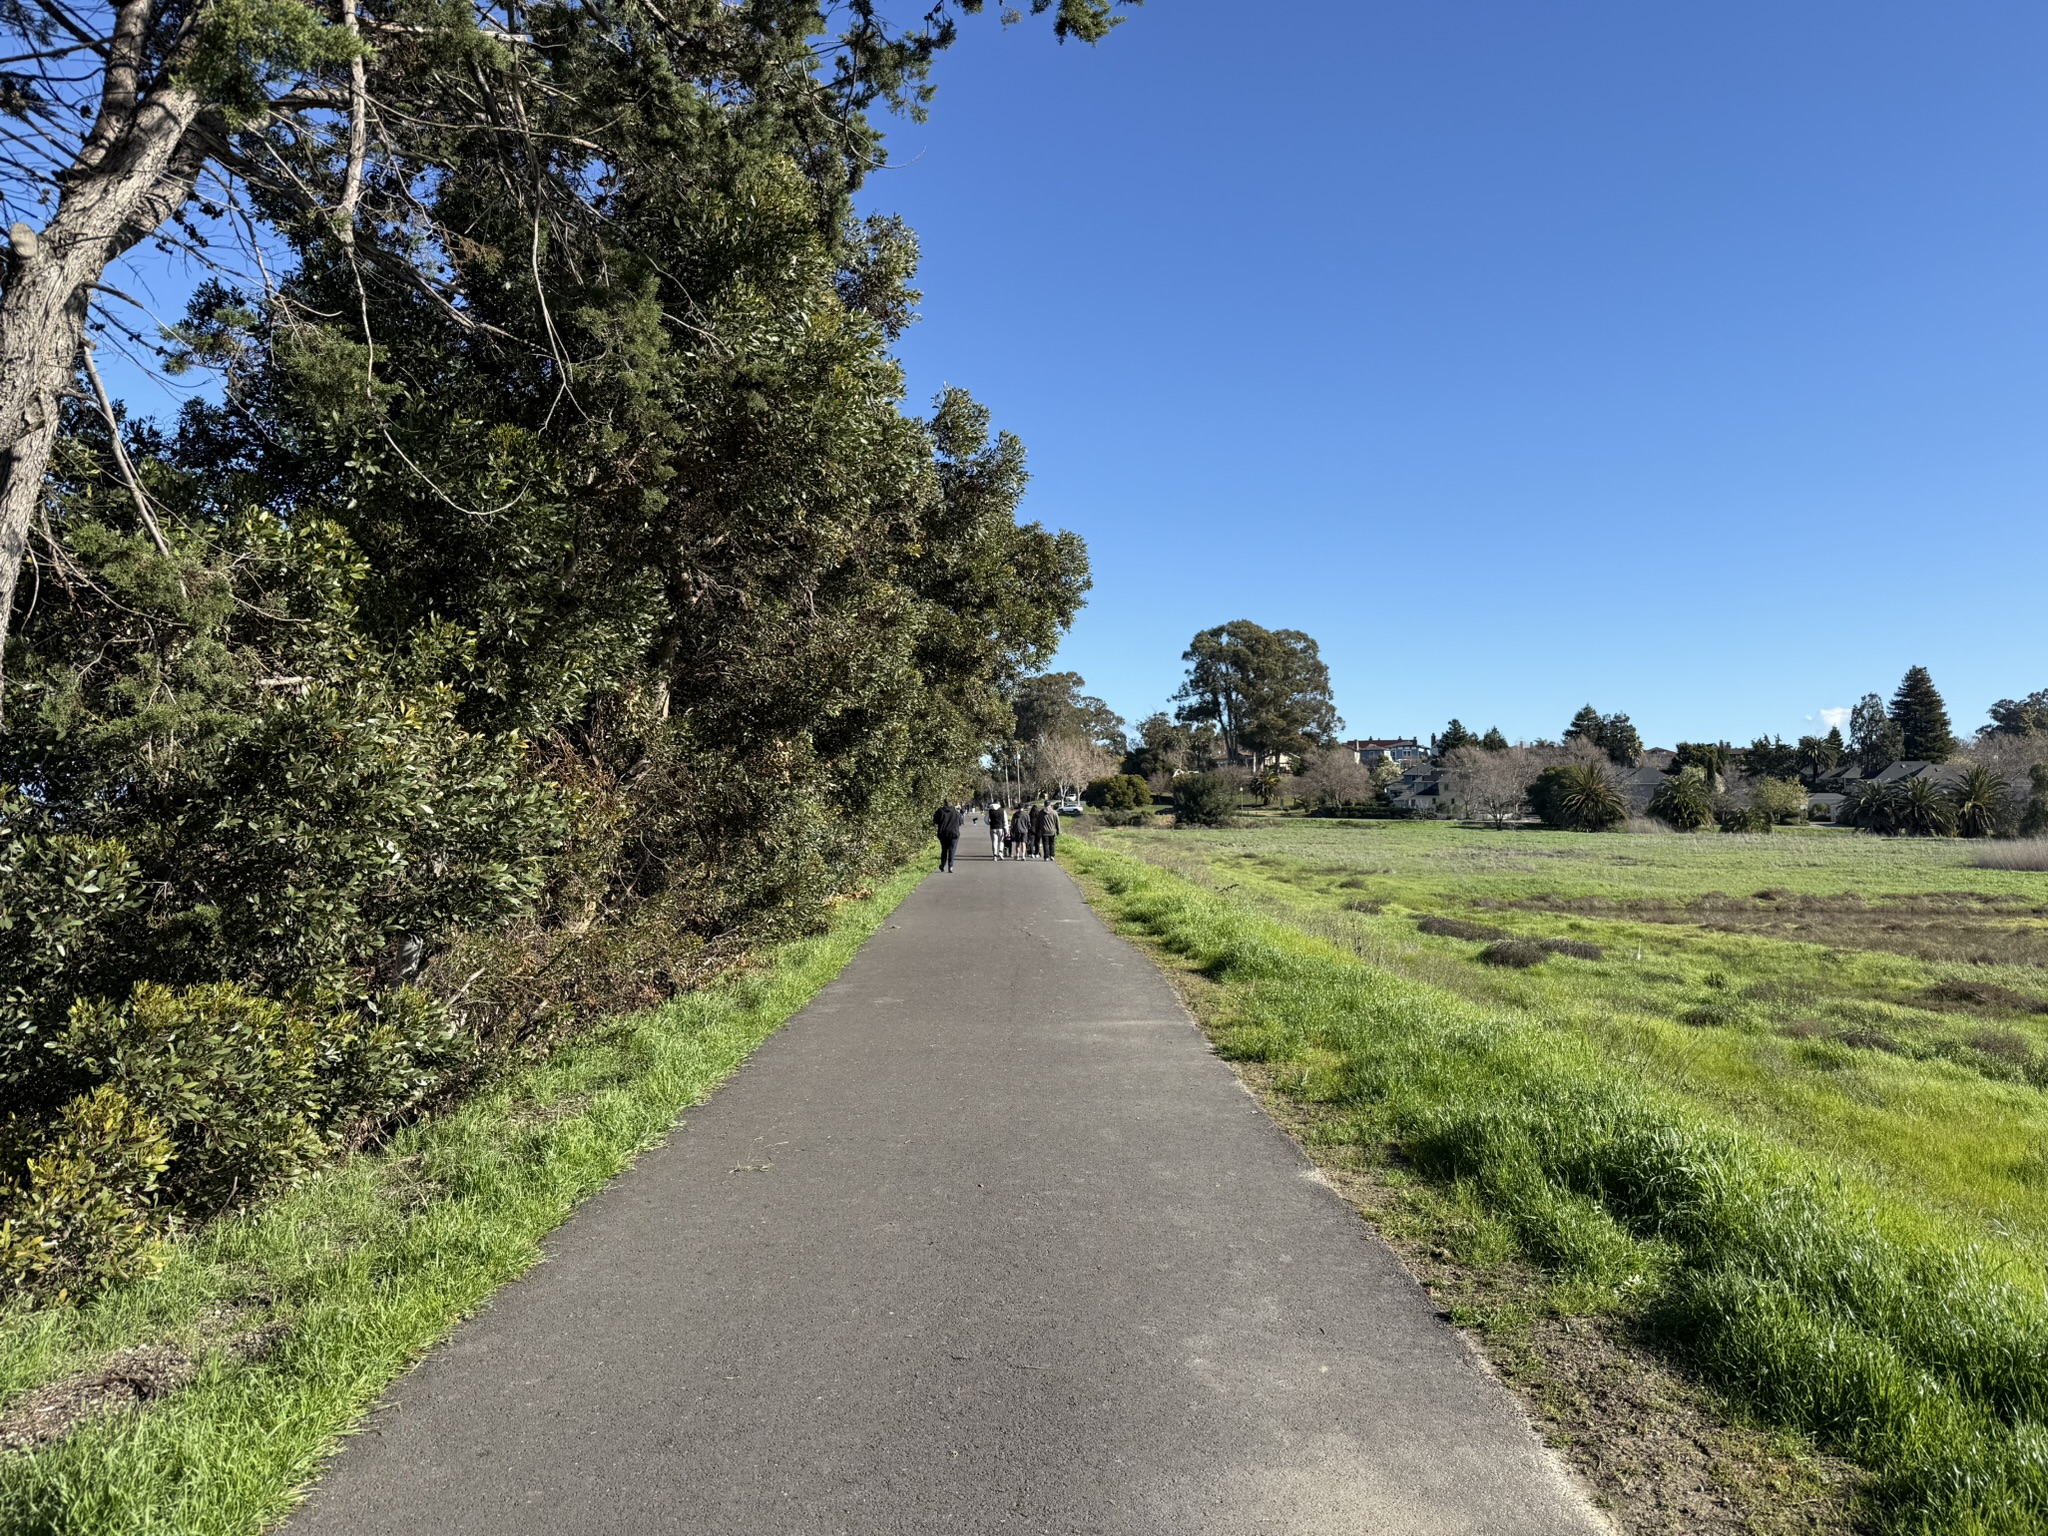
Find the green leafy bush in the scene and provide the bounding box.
[0,1086,172,1298]
[1172,772,1238,829]
[1752,777,1809,825]
[0,812,142,1103]
[315,987,479,1146]
[1083,774,1151,814]
[59,984,327,1208]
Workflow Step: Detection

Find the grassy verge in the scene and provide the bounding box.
[1064,836,2048,1536]
[0,863,925,1536]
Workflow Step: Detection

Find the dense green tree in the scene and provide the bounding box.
[1987,690,2048,737]
[1598,713,1644,767]
[1480,727,1510,751]
[1173,621,1340,765]
[1743,736,1800,782]
[1889,666,1957,763]
[1172,771,1238,829]
[2022,765,2048,837]
[1437,719,1477,753]
[1121,712,1216,779]
[0,0,1110,1284]
[1894,775,1959,837]
[0,0,1135,712]
[1564,706,1640,766]
[1563,706,1605,748]
[1840,779,1900,835]
[1010,673,1126,753]
[1850,694,1904,773]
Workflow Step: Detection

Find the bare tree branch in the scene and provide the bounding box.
[79,335,170,554]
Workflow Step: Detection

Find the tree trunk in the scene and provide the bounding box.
[0,83,205,720]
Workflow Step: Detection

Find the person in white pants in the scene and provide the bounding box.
[988,803,1007,859]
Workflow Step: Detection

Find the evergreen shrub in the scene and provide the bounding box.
[1082,774,1152,815]
[1173,772,1238,829]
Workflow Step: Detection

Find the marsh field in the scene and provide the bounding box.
[1065,820,2048,1534]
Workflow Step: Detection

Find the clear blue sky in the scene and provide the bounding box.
[95,2,2048,751]
[869,0,2048,749]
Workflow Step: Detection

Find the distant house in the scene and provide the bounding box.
[1345,737,1429,766]
[1387,768,1445,815]
[1613,764,1669,816]
[1815,760,1962,792]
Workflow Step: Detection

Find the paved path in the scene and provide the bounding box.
[290,837,1607,1535]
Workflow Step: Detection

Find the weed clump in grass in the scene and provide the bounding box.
[1969,1029,2036,1073]
[1478,940,1551,969]
[1341,897,1384,914]
[1418,915,1510,941]
[1538,938,1605,961]
[1680,1001,1748,1029]
[1835,1027,1905,1055]
[1919,980,2048,1015]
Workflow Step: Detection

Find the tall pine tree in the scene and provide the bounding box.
[1890,666,1957,763]
[1564,705,1605,746]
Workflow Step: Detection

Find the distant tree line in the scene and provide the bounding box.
[1070,644,2048,840]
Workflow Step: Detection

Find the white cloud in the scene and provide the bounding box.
[1813,706,1851,732]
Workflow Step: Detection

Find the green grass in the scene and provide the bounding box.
[1067,827,2048,1535]
[0,863,925,1536]
[1107,821,2048,1250]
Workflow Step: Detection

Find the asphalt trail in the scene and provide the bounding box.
[289,834,1608,1534]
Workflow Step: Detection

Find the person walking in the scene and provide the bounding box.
[1040,801,1061,861]
[1008,811,1026,861]
[1023,803,1040,860]
[933,801,964,874]
[988,803,1006,859]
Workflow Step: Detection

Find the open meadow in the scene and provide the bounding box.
[1067,819,2048,1534]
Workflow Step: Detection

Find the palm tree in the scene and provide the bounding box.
[1894,775,1958,837]
[1841,779,1900,835]
[1554,762,1629,832]
[1648,767,1714,831]
[1946,763,2011,838]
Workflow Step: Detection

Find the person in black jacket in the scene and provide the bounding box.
[933,802,964,873]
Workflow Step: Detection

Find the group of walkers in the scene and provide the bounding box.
[930,799,1062,873]
[988,800,1062,862]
